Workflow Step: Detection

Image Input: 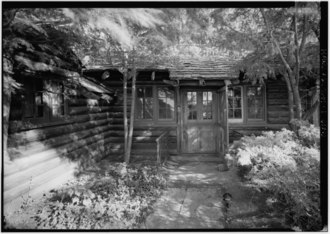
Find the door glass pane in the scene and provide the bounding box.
[187,92,197,120]
[202,91,213,119]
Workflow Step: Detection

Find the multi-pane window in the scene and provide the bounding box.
[228,85,265,123]
[202,91,213,120]
[136,87,154,119]
[24,79,44,118]
[247,86,264,120]
[158,87,174,120]
[228,87,243,120]
[23,79,66,121]
[136,86,175,121]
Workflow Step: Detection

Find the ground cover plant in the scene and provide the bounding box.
[4,162,167,230]
[225,121,321,231]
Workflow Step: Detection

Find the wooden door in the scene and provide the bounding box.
[181,90,218,154]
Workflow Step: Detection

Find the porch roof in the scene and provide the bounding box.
[168,58,240,80]
[84,56,241,81]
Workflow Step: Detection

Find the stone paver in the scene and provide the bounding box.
[144,161,232,229]
[143,161,283,230]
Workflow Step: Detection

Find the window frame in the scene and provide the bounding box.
[228,85,266,124]
[227,86,244,123]
[135,85,176,124]
[23,78,47,121]
[22,79,68,123]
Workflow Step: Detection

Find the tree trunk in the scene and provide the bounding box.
[126,67,137,163]
[303,78,320,126]
[291,77,303,120]
[284,73,295,121]
[123,70,128,162]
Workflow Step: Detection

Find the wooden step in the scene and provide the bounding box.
[169,155,224,162]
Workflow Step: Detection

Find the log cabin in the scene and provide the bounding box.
[3,20,319,213]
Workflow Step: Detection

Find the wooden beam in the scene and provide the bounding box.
[163,79,178,87]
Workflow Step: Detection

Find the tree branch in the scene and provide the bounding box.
[260,8,293,75]
[299,15,308,56]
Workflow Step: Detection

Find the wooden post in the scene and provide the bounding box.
[123,69,128,162]
[126,60,137,163]
[176,83,181,154]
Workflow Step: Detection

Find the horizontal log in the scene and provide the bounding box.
[8,117,111,146]
[69,106,114,115]
[267,111,289,118]
[8,123,114,159]
[267,99,289,105]
[267,117,290,124]
[267,105,289,111]
[4,161,76,205]
[4,156,67,191]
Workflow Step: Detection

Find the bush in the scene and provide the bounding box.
[227,126,322,231]
[6,163,166,230]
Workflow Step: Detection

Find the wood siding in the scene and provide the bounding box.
[266,80,290,124]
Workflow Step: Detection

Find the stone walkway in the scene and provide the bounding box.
[143,161,285,230]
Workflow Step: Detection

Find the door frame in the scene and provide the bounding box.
[178,87,221,155]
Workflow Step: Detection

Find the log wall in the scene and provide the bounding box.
[4,83,117,213]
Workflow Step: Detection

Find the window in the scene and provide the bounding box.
[247,86,264,120]
[158,87,174,120]
[135,86,175,122]
[228,85,265,123]
[24,79,45,119]
[23,79,67,121]
[228,87,243,121]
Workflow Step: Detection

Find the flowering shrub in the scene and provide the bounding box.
[227,126,322,231]
[6,163,166,230]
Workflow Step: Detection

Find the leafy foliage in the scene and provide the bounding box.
[5,163,166,230]
[226,126,321,231]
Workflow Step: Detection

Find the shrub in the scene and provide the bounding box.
[228,127,322,231]
[7,163,166,230]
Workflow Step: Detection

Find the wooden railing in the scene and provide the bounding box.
[155,131,169,165]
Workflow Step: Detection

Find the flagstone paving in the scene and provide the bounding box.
[143,161,285,230]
